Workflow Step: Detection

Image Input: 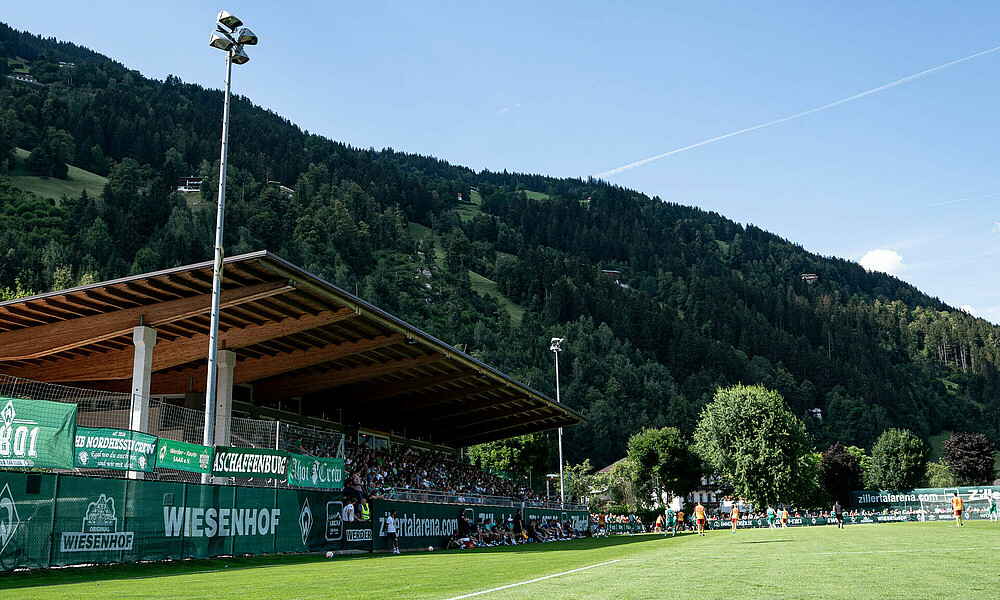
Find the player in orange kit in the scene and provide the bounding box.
[951,492,964,527]
[730,504,740,533]
[694,502,707,537]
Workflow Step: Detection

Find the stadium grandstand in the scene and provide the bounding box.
[0,250,584,504]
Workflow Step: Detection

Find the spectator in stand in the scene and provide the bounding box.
[342,498,356,522]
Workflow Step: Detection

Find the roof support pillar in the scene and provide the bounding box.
[128,325,157,480]
[214,349,237,447]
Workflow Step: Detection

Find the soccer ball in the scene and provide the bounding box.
[427,546,434,552]
[325,551,334,558]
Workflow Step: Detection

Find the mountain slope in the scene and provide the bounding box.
[1,22,999,468]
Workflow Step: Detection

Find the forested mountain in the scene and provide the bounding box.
[2,22,999,468]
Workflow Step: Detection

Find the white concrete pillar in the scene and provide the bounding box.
[128,326,157,481]
[129,326,157,432]
[213,349,236,447]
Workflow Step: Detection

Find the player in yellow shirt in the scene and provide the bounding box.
[951,493,964,527]
[780,507,790,529]
[694,502,707,537]
[730,504,740,533]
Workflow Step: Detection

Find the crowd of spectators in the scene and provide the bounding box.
[288,437,548,505]
[446,511,582,549]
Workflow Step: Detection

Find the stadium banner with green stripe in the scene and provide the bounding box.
[155,438,213,474]
[212,446,289,479]
[74,427,158,472]
[850,486,1000,510]
[371,500,589,551]
[286,453,344,489]
[0,396,77,469]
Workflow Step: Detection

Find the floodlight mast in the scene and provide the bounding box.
[202,10,256,484]
[550,337,566,506]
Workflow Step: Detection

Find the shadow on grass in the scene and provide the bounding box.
[0,534,663,590]
[741,539,794,544]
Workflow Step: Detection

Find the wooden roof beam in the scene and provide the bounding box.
[391,382,506,417]
[357,369,478,403]
[0,280,294,361]
[440,412,562,444]
[252,353,443,401]
[406,394,524,426]
[6,308,357,382]
[148,333,410,393]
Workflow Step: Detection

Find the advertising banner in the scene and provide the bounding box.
[286,453,344,489]
[155,438,213,474]
[212,446,289,479]
[526,506,591,534]
[850,486,1000,510]
[0,472,579,570]
[370,500,462,552]
[0,396,76,469]
[74,427,158,472]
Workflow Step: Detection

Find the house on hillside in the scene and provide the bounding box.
[6,73,43,86]
[801,273,819,284]
[176,176,204,193]
[266,180,294,197]
[601,269,630,289]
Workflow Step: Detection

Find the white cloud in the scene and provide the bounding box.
[992,222,1000,233]
[495,107,509,114]
[859,249,905,276]
[960,305,974,313]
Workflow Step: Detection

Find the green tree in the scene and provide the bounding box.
[818,442,863,505]
[694,384,813,507]
[941,432,996,485]
[466,432,550,487]
[868,429,928,490]
[627,427,702,509]
[925,459,956,488]
[26,147,50,176]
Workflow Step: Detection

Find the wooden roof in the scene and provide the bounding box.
[0,251,584,447]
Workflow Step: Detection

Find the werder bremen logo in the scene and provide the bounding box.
[158,444,167,463]
[0,399,41,467]
[0,483,21,555]
[299,498,313,545]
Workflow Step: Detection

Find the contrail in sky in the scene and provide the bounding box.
[920,192,1000,208]
[596,45,1000,179]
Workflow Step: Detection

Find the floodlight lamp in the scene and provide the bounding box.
[237,28,258,46]
[231,46,250,65]
[549,337,564,352]
[209,31,235,51]
[217,10,243,32]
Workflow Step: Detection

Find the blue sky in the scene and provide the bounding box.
[6,2,999,321]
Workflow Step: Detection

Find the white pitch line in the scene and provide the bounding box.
[656,546,1000,561]
[443,559,621,600]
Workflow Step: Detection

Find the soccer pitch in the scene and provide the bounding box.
[3,522,998,599]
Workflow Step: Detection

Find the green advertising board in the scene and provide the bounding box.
[0,396,76,469]
[370,501,590,552]
[155,438,213,474]
[850,486,1000,510]
[212,446,289,479]
[287,453,344,489]
[74,427,158,472]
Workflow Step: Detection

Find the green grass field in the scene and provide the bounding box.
[4,522,998,599]
[7,148,108,201]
